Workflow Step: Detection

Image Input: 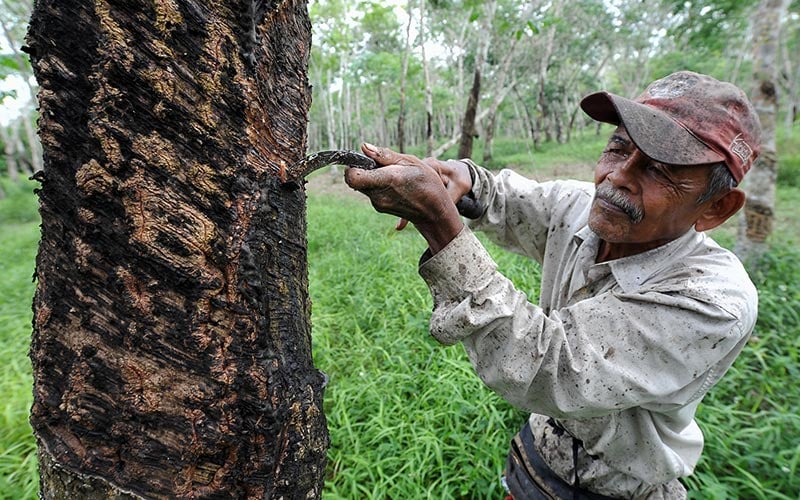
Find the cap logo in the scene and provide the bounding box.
[730,134,753,166]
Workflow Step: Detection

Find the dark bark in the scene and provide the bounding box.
[458,67,480,159]
[26,0,328,498]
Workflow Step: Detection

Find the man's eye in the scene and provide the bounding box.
[647,164,669,178]
[603,147,628,157]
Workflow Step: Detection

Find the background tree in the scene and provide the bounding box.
[736,0,792,262]
[0,0,41,184]
[25,0,328,497]
[397,0,415,152]
[456,0,495,159]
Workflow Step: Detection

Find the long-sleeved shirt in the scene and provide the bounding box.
[418,165,758,499]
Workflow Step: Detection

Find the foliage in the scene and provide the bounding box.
[307,195,530,498]
[302,0,799,156]
[777,124,800,187]
[2,0,799,492]
[0,177,38,224]
[661,0,758,54]
[685,239,800,499]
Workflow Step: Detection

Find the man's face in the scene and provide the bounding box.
[589,127,714,255]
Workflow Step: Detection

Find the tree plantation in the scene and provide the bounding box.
[0,0,799,498]
[306,0,799,156]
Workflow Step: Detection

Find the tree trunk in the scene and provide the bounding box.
[0,124,21,182]
[419,0,435,156]
[376,83,389,146]
[481,34,519,164]
[735,0,789,262]
[1,14,43,173]
[534,0,562,146]
[457,65,481,159]
[25,1,329,498]
[780,29,799,135]
[457,1,494,160]
[513,85,538,152]
[324,67,337,149]
[396,0,413,153]
[482,80,516,163]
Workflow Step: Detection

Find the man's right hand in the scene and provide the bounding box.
[344,143,472,254]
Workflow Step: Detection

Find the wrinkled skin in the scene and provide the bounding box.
[344,143,470,253]
[590,127,745,261]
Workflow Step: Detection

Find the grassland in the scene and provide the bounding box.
[1,128,798,498]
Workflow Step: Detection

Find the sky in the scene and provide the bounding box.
[0,74,31,126]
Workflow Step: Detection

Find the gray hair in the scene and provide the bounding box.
[696,163,737,205]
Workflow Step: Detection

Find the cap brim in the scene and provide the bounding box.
[580,91,724,166]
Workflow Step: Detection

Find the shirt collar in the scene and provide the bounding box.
[573,226,702,293]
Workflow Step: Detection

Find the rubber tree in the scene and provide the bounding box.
[25,0,328,497]
[457,0,495,159]
[735,0,790,262]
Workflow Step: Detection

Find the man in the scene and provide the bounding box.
[344,71,761,499]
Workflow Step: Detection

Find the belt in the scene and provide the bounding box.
[504,421,619,500]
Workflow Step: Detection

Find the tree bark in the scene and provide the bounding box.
[457,0,494,160]
[513,85,538,152]
[26,1,328,498]
[419,0,435,156]
[457,65,480,159]
[481,34,519,163]
[324,67,337,149]
[396,0,413,153]
[0,123,21,182]
[779,28,799,134]
[735,0,789,262]
[535,0,563,146]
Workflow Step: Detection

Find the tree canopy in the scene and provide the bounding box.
[303,0,798,155]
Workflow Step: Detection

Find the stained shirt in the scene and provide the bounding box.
[418,165,758,499]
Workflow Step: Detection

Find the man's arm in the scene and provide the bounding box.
[420,232,756,418]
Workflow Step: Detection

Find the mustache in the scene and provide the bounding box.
[594,183,643,223]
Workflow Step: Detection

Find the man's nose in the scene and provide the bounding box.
[606,150,648,192]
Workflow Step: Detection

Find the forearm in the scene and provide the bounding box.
[418,228,562,413]
[414,216,464,255]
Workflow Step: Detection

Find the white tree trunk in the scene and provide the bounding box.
[735,0,790,262]
[419,0,435,156]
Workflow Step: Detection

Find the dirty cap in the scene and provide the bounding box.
[580,71,761,183]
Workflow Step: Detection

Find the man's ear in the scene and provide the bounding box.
[695,188,746,232]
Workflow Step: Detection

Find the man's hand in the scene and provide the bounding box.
[344,143,471,254]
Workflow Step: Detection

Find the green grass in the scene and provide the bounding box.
[307,195,533,499]
[1,127,799,498]
[0,178,39,500]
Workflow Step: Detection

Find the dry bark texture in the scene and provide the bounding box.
[26,0,328,498]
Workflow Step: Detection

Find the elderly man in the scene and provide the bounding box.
[344,71,761,499]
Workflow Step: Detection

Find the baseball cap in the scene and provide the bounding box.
[580,71,761,183]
